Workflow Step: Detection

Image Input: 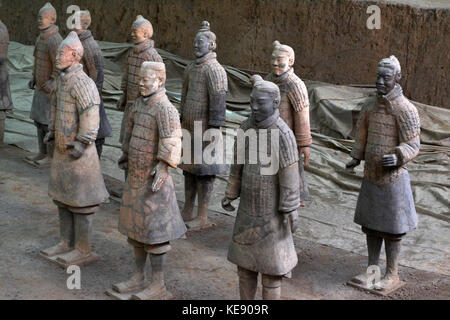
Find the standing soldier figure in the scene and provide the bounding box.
[222,75,300,300]
[111,62,185,300]
[69,10,112,158]
[40,32,109,267]
[179,21,228,230]
[0,19,13,146]
[117,15,163,177]
[346,56,420,294]
[266,41,312,207]
[26,2,62,166]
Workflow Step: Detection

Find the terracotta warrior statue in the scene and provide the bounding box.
[69,10,112,158]
[179,21,228,230]
[266,41,312,207]
[26,2,62,166]
[113,62,186,300]
[40,32,109,266]
[346,56,420,293]
[222,75,300,300]
[0,19,13,146]
[118,15,163,176]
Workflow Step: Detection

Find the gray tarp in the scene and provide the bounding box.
[4,41,449,276]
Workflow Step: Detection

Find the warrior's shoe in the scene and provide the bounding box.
[131,281,167,300]
[40,241,73,257]
[185,216,215,231]
[350,272,371,286]
[25,153,46,162]
[34,155,52,167]
[56,248,90,264]
[112,273,148,294]
[376,273,400,292]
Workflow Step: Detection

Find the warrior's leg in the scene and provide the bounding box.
[26,122,47,161]
[95,138,105,159]
[56,213,94,262]
[185,175,214,229]
[40,206,74,257]
[351,227,383,285]
[262,274,282,300]
[237,266,258,300]
[181,172,198,222]
[377,236,402,291]
[131,252,167,300]
[34,125,51,166]
[0,111,5,145]
[112,240,148,293]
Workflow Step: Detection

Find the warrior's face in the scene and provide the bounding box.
[376,66,397,96]
[131,26,148,44]
[250,88,277,123]
[38,10,55,30]
[140,68,162,97]
[271,49,291,76]
[193,34,212,58]
[56,45,79,71]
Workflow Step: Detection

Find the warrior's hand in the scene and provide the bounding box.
[28,79,36,90]
[66,141,86,159]
[42,79,56,94]
[118,153,128,170]
[382,154,398,167]
[151,161,169,192]
[289,210,299,233]
[299,147,311,168]
[43,131,55,144]
[345,158,361,172]
[116,95,126,111]
[221,197,236,212]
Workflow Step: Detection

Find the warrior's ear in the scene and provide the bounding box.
[209,40,217,52]
[395,72,402,82]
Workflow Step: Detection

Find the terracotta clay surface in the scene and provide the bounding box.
[1,0,448,108]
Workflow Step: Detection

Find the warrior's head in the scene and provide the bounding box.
[271,40,295,76]
[376,55,401,96]
[193,21,217,58]
[38,2,57,30]
[249,75,280,123]
[139,61,166,97]
[131,15,154,44]
[56,31,84,71]
[70,10,91,34]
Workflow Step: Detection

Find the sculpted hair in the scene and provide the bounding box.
[378,55,401,75]
[133,15,154,39]
[197,21,217,51]
[250,75,281,106]
[61,31,84,59]
[141,61,166,84]
[273,40,295,64]
[39,2,57,23]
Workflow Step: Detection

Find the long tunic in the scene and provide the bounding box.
[226,113,300,276]
[179,52,228,176]
[119,89,186,245]
[0,20,13,111]
[350,85,420,234]
[30,25,62,125]
[48,64,109,208]
[119,39,163,143]
[78,30,112,139]
[266,68,312,200]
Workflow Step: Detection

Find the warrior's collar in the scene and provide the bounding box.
[134,39,155,54]
[252,109,280,129]
[377,84,403,107]
[78,30,92,41]
[142,88,166,105]
[196,52,217,65]
[60,63,83,82]
[269,68,294,85]
[40,24,59,40]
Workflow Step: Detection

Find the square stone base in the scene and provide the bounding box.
[347,279,405,296]
[39,251,100,269]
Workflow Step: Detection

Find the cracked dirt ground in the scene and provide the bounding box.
[0,145,449,300]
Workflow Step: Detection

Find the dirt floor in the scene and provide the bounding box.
[0,144,448,300]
